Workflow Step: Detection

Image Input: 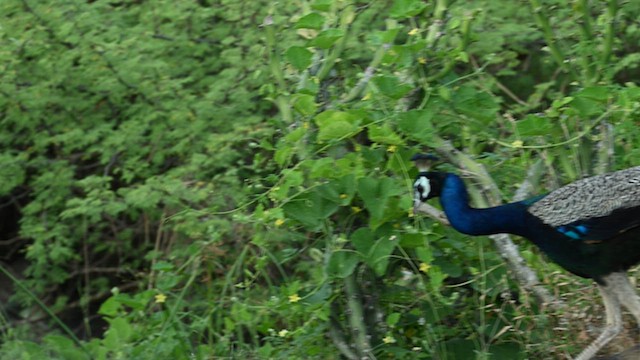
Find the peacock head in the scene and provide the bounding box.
[413,172,446,203]
[411,154,444,203]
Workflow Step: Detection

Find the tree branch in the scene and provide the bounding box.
[328,314,359,360]
[344,274,376,359]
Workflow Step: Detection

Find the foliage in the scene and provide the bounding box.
[1,0,640,359]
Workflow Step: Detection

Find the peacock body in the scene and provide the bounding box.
[413,165,640,360]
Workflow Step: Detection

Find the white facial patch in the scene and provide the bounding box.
[413,176,431,202]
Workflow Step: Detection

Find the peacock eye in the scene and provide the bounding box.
[413,176,431,201]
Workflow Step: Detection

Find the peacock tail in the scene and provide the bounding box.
[528,166,640,227]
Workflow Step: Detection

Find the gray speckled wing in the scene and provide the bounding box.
[528,166,640,227]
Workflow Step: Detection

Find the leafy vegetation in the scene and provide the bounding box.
[1,0,640,359]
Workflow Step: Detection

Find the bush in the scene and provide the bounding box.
[2,0,640,359]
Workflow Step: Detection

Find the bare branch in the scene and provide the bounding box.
[344,274,377,360]
[413,202,450,225]
[594,122,614,175]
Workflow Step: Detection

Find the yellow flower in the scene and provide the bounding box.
[288,293,301,303]
[303,122,309,129]
[155,293,167,304]
[275,219,285,227]
[408,28,419,36]
[419,262,431,273]
[351,206,362,213]
[278,329,289,337]
[383,335,396,344]
[511,140,524,148]
[387,145,397,153]
[418,57,427,64]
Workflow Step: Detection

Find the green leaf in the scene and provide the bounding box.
[270,169,304,201]
[570,86,610,117]
[445,339,476,359]
[257,343,274,358]
[326,250,359,278]
[295,13,324,30]
[357,177,393,221]
[314,110,361,142]
[515,115,553,136]
[98,296,121,317]
[113,291,154,311]
[283,190,340,230]
[416,246,433,263]
[311,0,331,11]
[318,122,357,141]
[317,174,356,205]
[351,227,375,256]
[156,272,181,291]
[575,86,610,102]
[434,259,463,277]
[286,46,313,71]
[152,261,175,271]
[351,227,396,276]
[397,109,435,143]
[551,96,574,109]
[357,177,401,228]
[488,343,525,360]
[293,93,317,115]
[274,144,293,167]
[368,123,403,145]
[390,0,428,18]
[386,312,401,327]
[305,282,332,305]
[372,75,412,99]
[274,127,306,166]
[570,97,603,117]
[308,29,345,49]
[43,335,86,360]
[378,28,401,43]
[452,86,499,123]
[438,86,452,101]
[429,267,447,290]
[309,157,338,178]
[0,153,26,196]
[105,317,132,345]
[224,317,236,332]
[399,233,424,248]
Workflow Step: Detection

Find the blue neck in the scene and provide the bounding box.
[439,174,529,236]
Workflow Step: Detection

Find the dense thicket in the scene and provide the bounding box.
[1,0,640,359]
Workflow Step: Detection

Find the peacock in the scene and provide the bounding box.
[411,154,640,360]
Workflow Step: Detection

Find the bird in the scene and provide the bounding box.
[411,154,640,360]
